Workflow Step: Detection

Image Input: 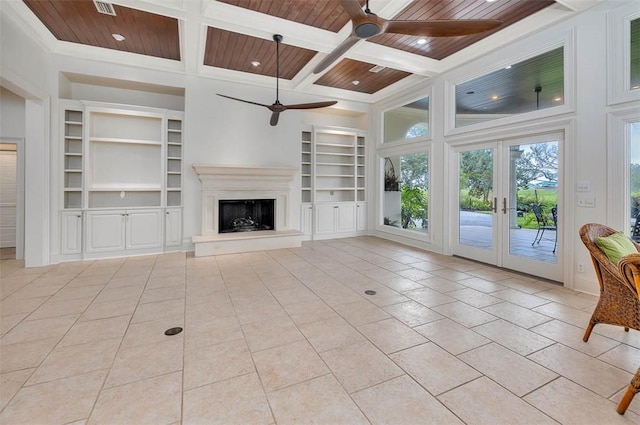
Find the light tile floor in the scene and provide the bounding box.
[1,237,639,424]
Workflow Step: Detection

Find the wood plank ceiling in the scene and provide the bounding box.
[23,0,180,60]
[20,0,558,98]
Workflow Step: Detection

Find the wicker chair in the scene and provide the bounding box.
[578,223,640,342]
[616,254,640,415]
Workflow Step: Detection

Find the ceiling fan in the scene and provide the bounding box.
[218,34,337,126]
[313,0,503,74]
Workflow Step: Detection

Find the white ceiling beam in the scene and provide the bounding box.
[180,0,203,76]
[349,42,443,76]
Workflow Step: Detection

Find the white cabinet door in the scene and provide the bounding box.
[301,203,313,237]
[85,210,125,253]
[60,211,82,254]
[356,202,367,232]
[336,203,356,233]
[315,204,337,235]
[126,209,163,250]
[165,208,182,247]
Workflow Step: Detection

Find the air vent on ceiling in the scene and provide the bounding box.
[369,65,386,73]
[94,0,116,16]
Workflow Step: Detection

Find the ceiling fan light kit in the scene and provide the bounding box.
[217,34,337,126]
[313,0,502,74]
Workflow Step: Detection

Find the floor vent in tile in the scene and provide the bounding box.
[164,327,183,336]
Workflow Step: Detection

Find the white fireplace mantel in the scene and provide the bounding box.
[193,164,297,191]
[191,164,302,256]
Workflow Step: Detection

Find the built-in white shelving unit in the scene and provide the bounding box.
[58,101,184,259]
[300,126,367,240]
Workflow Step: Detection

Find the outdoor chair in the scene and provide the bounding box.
[531,204,557,253]
[617,253,640,414]
[578,224,640,342]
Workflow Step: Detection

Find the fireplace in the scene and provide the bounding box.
[218,199,275,233]
[191,164,302,256]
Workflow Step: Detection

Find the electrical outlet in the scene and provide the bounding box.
[577,263,585,273]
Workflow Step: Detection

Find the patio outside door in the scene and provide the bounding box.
[452,133,562,282]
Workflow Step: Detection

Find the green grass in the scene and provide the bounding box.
[458,188,557,230]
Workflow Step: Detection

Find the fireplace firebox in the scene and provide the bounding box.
[218,199,275,233]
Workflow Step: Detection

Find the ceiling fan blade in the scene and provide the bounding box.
[340,0,367,20]
[285,101,338,110]
[270,111,281,126]
[385,19,502,37]
[216,93,270,108]
[313,35,360,74]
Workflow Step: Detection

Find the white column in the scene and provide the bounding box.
[24,98,50,267]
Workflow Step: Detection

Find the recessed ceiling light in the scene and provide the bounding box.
[491,95,499,100]
[112,33,125,42]
[352,80,360,85]
[251,60,261,67]
[486,0,497,2]
[416,38,427,45]
[504,65,512,69]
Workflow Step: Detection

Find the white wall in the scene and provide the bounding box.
[1,87,25,137]
[0,5,48,98]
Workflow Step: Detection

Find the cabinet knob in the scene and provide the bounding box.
[76,215,81,218]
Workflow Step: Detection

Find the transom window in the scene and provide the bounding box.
[383,97,429,143]
[455,47,564,128]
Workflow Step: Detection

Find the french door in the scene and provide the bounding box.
[452,133,562,282]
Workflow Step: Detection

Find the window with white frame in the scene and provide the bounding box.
[382,152,429,233]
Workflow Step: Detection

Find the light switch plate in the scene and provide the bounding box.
[576,181,590,192]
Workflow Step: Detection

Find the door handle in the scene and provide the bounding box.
[492,197,497,213]
[502,198,508,214]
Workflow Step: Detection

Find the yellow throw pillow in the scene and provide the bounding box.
[595,232,637,265]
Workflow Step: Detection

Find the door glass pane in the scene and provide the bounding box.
[383,152,429,233]
[459,149,493,249]
[630,122,640,239]
[510,141,558,263]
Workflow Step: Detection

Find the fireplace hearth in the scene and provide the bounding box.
[218,199,275,233]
